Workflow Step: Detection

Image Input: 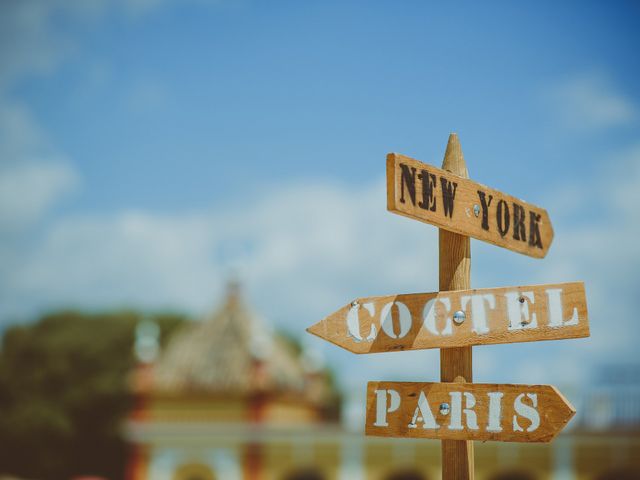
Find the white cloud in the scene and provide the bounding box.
[0,162,79,234]
[0,1,101,90]
[0,101,81,313]
[0,99,80,235]
[0,102,53,162]
[0,0,232,319]
[0,179,439,322]
[5,211,218,316]
[549,72,635,131]
[0,3,62,88]
[0,0,223,91]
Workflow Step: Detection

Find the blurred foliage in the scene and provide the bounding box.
[0,310,187,480]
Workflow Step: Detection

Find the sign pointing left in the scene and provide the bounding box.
[306,282,589,354]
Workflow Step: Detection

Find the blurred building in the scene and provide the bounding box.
[126,282,341,480]
[125,285,640,480]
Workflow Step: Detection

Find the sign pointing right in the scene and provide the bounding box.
[387,152,554,258]
[366,381,575,443]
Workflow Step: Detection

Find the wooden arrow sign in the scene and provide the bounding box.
[387,152,554,258]
[306,282,588,353]
[366,381,575,443]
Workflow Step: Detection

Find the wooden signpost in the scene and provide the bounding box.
[307,282,589,353]
[306,133,590,479]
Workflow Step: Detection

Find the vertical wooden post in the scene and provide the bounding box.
[439,133,474,479]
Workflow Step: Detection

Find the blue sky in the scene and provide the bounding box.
[6,1,640,212]
[1,1,639,410]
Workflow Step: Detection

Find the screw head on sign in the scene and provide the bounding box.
[439,403,451,415]
[453,310,466,325]
[473,204,481,217]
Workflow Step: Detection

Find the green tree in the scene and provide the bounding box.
[0,310,186,480]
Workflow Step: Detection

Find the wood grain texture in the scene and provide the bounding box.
[305,282,589,353]
[365,381,576,443]
[438,134,473,479]
[386,143,554,258]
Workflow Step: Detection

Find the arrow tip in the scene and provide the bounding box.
[551,385,577,416]
[306,321,322,338]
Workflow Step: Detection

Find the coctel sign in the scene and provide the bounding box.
[307,282,589,353]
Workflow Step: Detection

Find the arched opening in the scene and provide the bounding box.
[283,468,325,480]
[172,463,216,480]
[487,471,536,480]
[595,469,640,480]
[384,470,427,480]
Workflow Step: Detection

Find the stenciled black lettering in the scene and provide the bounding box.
[440,177,458,218]
[513,203,526,242]
[529,211,543,249]
[418,169,437,211]
[497,199,510,237]
[477,190,493,231]
[399,163,417,205]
